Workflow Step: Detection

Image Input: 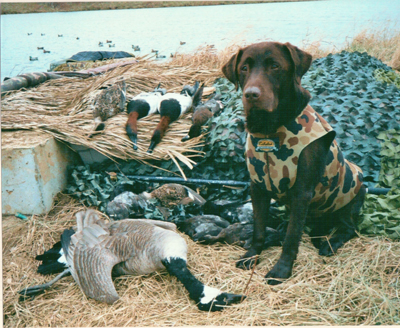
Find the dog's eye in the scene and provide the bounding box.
[241,65,248,72]
[271,63,280,69]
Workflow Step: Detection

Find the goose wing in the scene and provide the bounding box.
[67,210,134,305]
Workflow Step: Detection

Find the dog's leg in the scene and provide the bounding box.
[319,184,366,256]
[236,182,271,270]
[265,137,331,285]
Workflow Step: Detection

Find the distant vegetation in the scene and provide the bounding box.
[2,1,316,15]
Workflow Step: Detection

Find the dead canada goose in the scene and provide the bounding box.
[89,80,127,137]
[141,183,206,207]
[19,210,245,311]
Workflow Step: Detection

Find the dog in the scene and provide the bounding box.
[222,41,366,285]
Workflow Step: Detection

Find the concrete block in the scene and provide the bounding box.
[2,131,81,215]
[69,144,109,165]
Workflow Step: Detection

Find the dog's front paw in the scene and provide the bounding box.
[265,260,292,285]
[236,249,259,270]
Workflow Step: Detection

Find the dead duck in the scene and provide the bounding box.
[89,80,127,138]
[125,83,166,150]
[147,81,200,153]
[177,215,230,242]
[18,210,245,311]
[182,89,224,142]
[141,183,206,208]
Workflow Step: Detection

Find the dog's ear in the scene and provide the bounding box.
[222,49,243,90]
[284,42,312,84]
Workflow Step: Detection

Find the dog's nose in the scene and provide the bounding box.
[244,87,261,101]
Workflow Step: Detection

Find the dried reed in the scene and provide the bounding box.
[3,194,400,326]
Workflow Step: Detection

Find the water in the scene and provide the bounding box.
[1,0,399,81]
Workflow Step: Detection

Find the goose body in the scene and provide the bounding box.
[147,82,200,153]
[19,210,245,311]
[89,81,127,137]
[126,83,166,150]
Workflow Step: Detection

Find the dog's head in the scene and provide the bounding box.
[222,41,312,135]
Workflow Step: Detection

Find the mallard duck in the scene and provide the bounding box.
[141,183,206,208]
[125,83,166,150]
[19,210,245,311]
[89,80,127,137]
[147,81,200,153]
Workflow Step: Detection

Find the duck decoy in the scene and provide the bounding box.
[41,33,45,36]
[133,46,140,51]
[76,37,80,40]
[27,33,32,36]
[182,89,224,142]
[141,183,206,208]
[170,53,175,58]
[106,40,112,43]
[99,41,104,46]
[89,80,127,138]
[156,54,166,59]
[58,34,63,37]
[37,47,44,50]
[151,49,158,53]
[180,41,186,45]
[18,210,245,311]
[126,83,166,150]
[43,49,51,53]
[147,81,200,153]
[109,44,115,48]
[29,56,38,61]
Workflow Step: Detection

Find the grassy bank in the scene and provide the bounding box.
[1,0,317,15]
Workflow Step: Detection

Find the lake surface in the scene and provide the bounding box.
[1,0,399,81]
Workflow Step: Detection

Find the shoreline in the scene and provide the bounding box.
[2,0,320,15]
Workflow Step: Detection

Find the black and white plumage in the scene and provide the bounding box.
[89,81,127,138]
[19,210,245,311]
[147,81,200,153]
[182,88,224,142]
[125,83,166,150]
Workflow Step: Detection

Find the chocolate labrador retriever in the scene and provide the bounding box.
[222,41,366,285]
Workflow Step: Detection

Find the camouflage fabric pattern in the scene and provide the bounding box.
[246,105,363,217]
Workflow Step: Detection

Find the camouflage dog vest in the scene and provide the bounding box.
[246,105,363,217]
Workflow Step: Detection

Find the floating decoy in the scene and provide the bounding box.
[109,44,115,48]
[180,41,186,45]
[18,210,245,311]
[98,41,104,46]
[89,81,127,137]
[151,49,158,53]
[170,53,175,58]
[41,33,45,36]
[43,49,51,53]
[106,40,112,43]
[58,34,63,37]
[29,56,38,61]
[126,83,166,150]
[156,54,166,59]
[27,33,32,36]
[133,46,140,51]
[147,81,200,153]
[37,47,44,50]
[182,88,224,141]
[141,183,206,208]
[76,37,80,40]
